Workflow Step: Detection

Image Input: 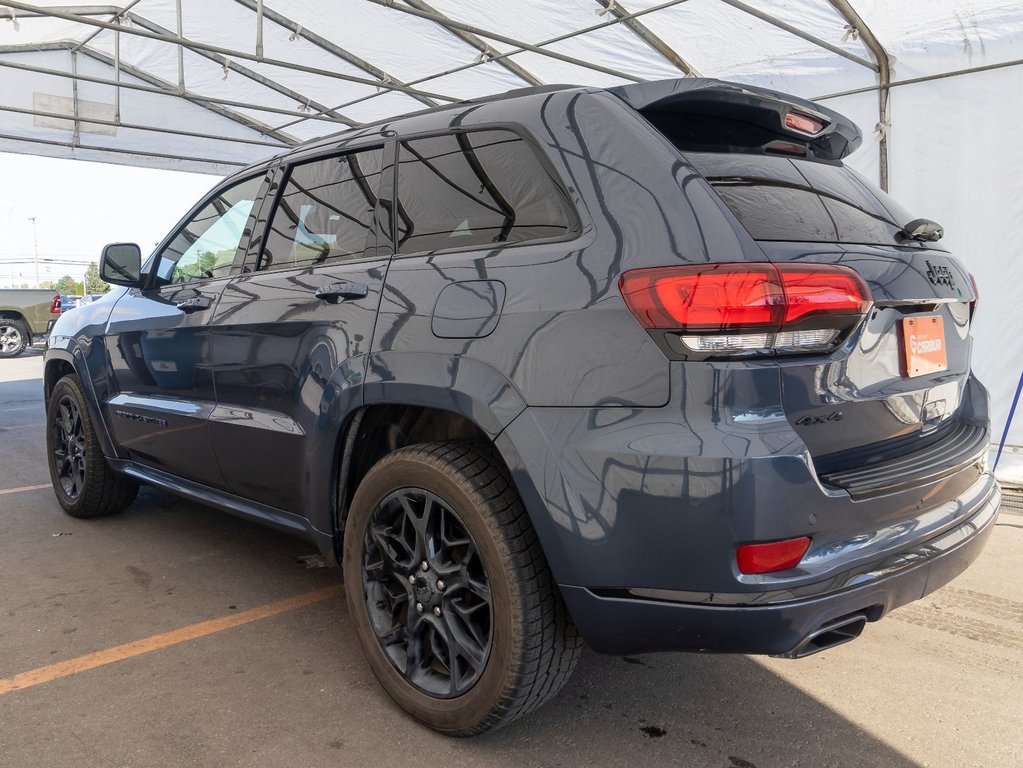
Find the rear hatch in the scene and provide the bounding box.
[612,79,985,498]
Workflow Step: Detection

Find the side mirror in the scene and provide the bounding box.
[100,243,143,287]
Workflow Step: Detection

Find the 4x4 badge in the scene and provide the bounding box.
[925,259,956,289]
[796,411,843,426]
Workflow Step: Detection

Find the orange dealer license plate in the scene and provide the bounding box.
[900,315,948,378]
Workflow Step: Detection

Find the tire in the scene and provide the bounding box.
[46,374,138,518]
[0,317,30,358]
[343,441,581,736]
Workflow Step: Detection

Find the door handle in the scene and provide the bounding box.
[175,295,213,313]
[314,281,369,304]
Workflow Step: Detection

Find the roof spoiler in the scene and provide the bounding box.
[607,78,862,161]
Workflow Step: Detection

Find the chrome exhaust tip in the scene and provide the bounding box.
[774,612,869,659]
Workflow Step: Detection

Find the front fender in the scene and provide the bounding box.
[44,342,118,460]
[45,293,123,460]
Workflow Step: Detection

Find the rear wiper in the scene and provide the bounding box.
[899,218,944,242]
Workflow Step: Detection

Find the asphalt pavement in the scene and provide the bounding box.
[1,347,1021,768]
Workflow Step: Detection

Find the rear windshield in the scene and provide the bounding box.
[685,152,915,245]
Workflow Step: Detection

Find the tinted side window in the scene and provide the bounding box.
[395,130,573,254]
[154,174,264,286]
[260,147,385,270]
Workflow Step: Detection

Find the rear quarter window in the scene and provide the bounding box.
[394,130,574,255]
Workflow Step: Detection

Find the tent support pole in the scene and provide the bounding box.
[0,129,248,168]
[70,50,80,147]
[113,19,120,124]
[75,46,301,144]
[396,0,543,86]
[721,0,876,71]
[255,0,263,58]
[231,0,441,107]
[175,0,184,94]
[270,0,692,133]
[0,103,288,147]
[365,0,645,82]
[826,0,890,191]
[0,1,460,103]
[125,14,358,125]
[0,54,348,124]
[594,0,698,76]
[817,57,1023,99]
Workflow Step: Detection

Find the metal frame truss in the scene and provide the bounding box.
[0,0,1000,177]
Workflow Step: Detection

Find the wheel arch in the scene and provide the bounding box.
[326,352,529,564]
[44,350,76,405]
[44,347,118,459]
[332,402,513,563]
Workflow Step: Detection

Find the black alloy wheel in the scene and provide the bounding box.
[52,393,87,500]
[363,488,493,698]
[343,441,581,735]
[46,374,138,518]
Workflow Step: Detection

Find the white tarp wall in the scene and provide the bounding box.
[1,0,1022,448]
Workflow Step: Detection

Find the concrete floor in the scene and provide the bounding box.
[1,348,1021,768]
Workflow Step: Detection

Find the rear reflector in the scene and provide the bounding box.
[737,537,811,574]
[619,263,871,333]
[785,110,827,135]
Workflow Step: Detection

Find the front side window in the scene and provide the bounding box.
[259,147,385,270]
[394,130,574,255]
[154,174,264,286]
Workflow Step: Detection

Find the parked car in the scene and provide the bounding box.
[44,78,997,735]
[59,294,83,311]
[0,288,60,358]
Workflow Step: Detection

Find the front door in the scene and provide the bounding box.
[208,139,393,514]
[103,173,266,489]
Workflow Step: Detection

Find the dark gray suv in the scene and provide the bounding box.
[44,78,998,735]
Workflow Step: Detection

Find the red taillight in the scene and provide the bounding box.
[776,264,871,324]
[621,264,782,331]
[785,110,827,135]
[50,295,61,314]
[736,537,811,574]
[619,263,871,332]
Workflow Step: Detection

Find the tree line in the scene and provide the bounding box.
[38,262,111,296]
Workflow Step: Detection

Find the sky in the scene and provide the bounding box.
[0,152,218,289]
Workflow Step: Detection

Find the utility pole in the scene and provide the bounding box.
[4,204,17,288]
[27,216,39,288]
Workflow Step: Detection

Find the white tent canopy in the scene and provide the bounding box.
[2,0,1023,449]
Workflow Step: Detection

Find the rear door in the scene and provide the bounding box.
[208,137,394,514]
[103,173,267,489]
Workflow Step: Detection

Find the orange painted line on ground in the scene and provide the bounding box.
[0,585,343,696]
[0,483,51,496]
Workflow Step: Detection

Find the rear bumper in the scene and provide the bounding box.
[560,478,999,655]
